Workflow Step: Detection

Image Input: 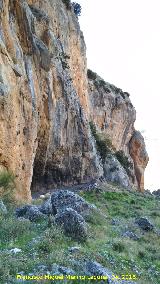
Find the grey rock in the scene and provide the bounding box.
[12,64,23,77]
[152,189,160,198]
[10,248,22,254]
[0,83,9,97]
[15,205,47,222]
[0,200,7,214]
[104,154,130,188]
[51,190,93,217]
[15,205,30,218]
[68,246,81,254]
[122,231,139,241]
[85,261,118,283]
[39,198,53,215]
[85,261,137,284]
[135,217,154,231]
[55,266,75,276]
[33,36,51,72]
[29,5,50,23]
[26,206,47,222]
[111,218,121,226]
[55,208,87,242]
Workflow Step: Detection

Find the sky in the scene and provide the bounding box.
[77,0,160,191]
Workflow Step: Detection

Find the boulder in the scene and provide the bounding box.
[51,190,93,217]
[68,246,81,254]
[15,205,47,222]
[10,248,22,254]
[39,198,53,215]
[135,217,154,231]
[55,208,87,242]
[122,231,139,241]
[85,261,137,284]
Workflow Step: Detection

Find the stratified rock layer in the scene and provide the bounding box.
[0,0,148,201]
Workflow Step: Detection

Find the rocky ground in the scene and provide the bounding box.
[0,183,160,284]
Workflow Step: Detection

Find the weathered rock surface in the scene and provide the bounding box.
[88,74,136,153]
[103,154,130,188]
[129,131,149,191]
[122,231,139,241]
[55,207,88,242]
[88,73,148,191]
[51,190,93,217]
[135,217,154,231]
[85,261,136,284]
[0,0,148,201]
[39,197,53,215]
[15,205,46,222]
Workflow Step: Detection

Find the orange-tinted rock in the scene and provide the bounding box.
[0,0,148,201]
[129,131,149,192]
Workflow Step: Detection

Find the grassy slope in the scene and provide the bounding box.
[0,184,160,284]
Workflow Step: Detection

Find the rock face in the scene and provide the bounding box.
[129,131,149,191]
[88,73,136,153]
[0,0,148,201]
[103,154,130,188]
[88,72,148,190]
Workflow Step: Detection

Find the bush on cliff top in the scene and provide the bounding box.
[62,0,82,17]
[72,2,82,16]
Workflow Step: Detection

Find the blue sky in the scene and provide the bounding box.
[77,0,160,190]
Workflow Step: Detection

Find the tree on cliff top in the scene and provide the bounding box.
[62,1,82,17]
[72,2,82,16]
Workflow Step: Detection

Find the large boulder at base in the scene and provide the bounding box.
[135,217,154,231]
[39,198,53,215]
[0,200,7,215]
[51,190,93,217]
[103,154,130,188]
[15,205,47,222]
[55,208,87,242]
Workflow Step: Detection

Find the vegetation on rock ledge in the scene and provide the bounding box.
[89,121,113,161]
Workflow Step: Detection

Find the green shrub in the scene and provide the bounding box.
[115,150,133,175]
[0,171,15,203]
[112,241,125,253]
[72,2,82,16]
[89,122,113,161]
[87,69,97,80]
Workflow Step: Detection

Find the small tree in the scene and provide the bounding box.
[0,171,15,203]
[72,2,82,16]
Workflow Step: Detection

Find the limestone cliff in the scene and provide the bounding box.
[87,71,149,191]
[0,0,148,201]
